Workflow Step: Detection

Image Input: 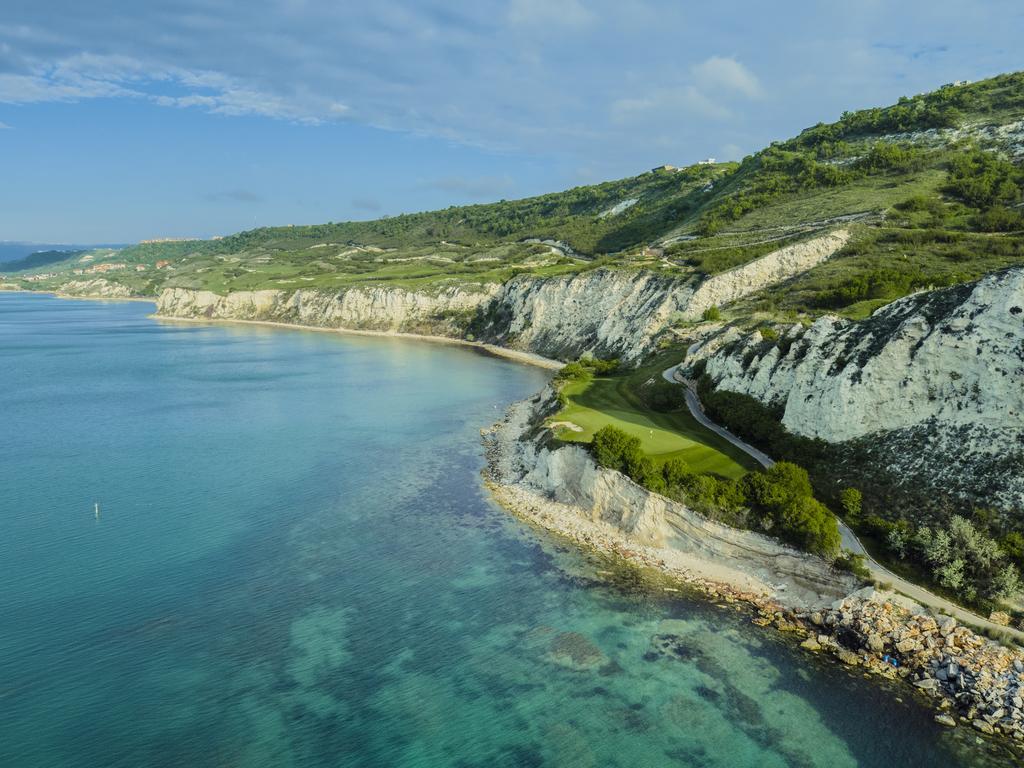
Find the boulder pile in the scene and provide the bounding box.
[785,588,1024,741]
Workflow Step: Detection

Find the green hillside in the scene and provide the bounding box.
[11,71,1024,322]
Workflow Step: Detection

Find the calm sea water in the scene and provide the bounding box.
[0,293,1007,767]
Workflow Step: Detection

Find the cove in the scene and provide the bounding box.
[0,293,1003,767]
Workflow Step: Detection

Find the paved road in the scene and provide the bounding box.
[661,364,1024,642]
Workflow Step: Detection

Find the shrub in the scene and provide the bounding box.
[626,453,665,493]
[743,462,840,557]
[578,354,620,374]
[590,425,643,474]
[839,487,863,523]
[974,205,1024,232]
[702,306,722,322]
[913,516,1022,602]
[856,142,925,173]
[834,552,872,580]
[556,362,592,382]
[946,147,1023,211]
[661,458,693,488]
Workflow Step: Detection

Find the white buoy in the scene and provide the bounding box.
[94,502,100,520]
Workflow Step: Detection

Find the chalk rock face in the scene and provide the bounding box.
[680,229,851,321]
[57,279,134,298]
[689,267,1024,511]
[477,269,692,362]
[156,268,696,362]
[506,419,854,606]
[156,284,498,335]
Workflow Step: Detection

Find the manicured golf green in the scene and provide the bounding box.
[549,355,759,480]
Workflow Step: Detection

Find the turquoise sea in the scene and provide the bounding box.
[0,293,1007,767]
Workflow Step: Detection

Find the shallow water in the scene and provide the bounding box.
[0,293,1008,767]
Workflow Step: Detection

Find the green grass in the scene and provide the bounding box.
[549,353,758,479]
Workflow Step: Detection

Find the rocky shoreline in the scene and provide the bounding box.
[483,391,1024,752]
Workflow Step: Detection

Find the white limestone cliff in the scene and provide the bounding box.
[688,267,1024,512]
[680,229,852,320]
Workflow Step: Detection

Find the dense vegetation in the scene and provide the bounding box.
[1,249,86,273]
[694,375,1022,611]
[589,424,840,557]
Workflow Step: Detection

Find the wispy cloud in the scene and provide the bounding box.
[0,0,1019,181]
[692,56,762,99]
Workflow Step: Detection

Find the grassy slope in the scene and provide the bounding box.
[548,352,758,479]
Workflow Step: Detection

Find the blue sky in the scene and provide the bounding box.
[1,0,1021,242]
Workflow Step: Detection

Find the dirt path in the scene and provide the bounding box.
[661,363,1024,643]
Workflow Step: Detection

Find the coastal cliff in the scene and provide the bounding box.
[56,279,135,298]
[155,268,695,363]
[680,229,851,320]
[483,387,857,610]
[484,389,1024,744]
[156,284,496,337]
[686,267,1024,515]
[153,232,850,365]
[472,269,691,362]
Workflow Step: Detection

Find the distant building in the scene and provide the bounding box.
[155,260,172,269]
[651,164,677,172]
[135,265,146,271]
[697,157,716,165]
[942,80,971,88]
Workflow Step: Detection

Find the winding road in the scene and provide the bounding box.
[661,364,1024,643]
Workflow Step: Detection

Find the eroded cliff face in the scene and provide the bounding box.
[484,389,855,609]
[157,268,695,362]
[680,229,851,321]
[156,284,498,336]
[688,267,1024,513]
[153,231,855,364]
[57,279,135,298]
[472,269,692,362]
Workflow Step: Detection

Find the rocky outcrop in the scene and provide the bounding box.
[483,389,856,609]
[798,588,1024,742]
[57,279,135,298]
[688,267,1024,513]
[680,229,851,320]
[473,269,692,362]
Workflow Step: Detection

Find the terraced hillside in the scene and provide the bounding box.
[7,73,1024,330]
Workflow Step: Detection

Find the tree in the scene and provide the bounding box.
[662,458,692,488]
[839,487,862,523]
[914,516,1021,603]
[590,425,642,473]
[743,462,840,557]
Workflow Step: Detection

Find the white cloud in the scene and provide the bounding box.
[0,54,336,123]
[611,84,732,123]
[0,71,138,103]
[0,120,11,129]
[692,56,762,99]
